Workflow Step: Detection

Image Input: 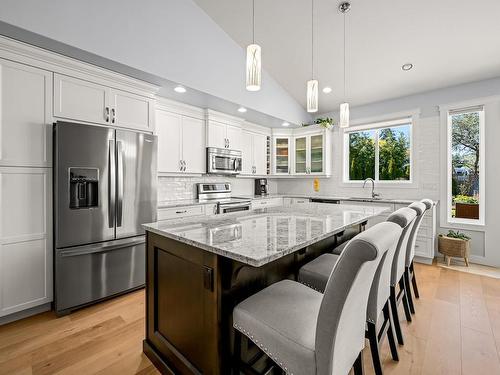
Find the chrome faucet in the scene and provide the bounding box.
[363,178,380,199]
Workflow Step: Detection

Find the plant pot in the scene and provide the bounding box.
[438,235,470,266]
[455,202,479,219]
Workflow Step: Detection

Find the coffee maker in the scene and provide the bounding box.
[254,178,269,196]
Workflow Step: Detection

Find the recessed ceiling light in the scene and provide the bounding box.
[174,85,186,93]
[282,122,290,127]
[237,107,247,113]
[402,63,413,71]
[322,87,332,94]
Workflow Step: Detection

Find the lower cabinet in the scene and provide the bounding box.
[158,203,218,221]
[0,167,52,317]
[250,197,283,210]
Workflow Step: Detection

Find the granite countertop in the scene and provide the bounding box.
[158,198,206,209]
[143,203,390,267]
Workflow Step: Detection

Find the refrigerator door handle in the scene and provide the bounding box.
[59,237,145,257]
[108,139,116,228]
[116,140,124,227]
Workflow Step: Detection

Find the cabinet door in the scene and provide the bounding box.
[0,167,52,317]
[54,74,110,125]
[226,125,242,151]
[294,136,307,174]
[310,134,324,174]
[207,121,226,149]
[156,110,182,173]
[253,133,268,175]
[182,116,205,174]
[110,89,153,132]
[240,130,254,175]
[274,137,290,174]
[0,59,52,167]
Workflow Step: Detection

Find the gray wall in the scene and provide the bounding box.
[278,77,500,266]
[0,0,310,125]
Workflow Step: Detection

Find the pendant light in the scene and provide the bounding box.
[339,2,351,128]
[306,0,318,113]
[246,0,261,91]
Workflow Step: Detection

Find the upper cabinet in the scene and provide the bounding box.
[156,100,205,174]
[272,126,331,177]
[241,125,269,176]
[0,58,52,167]
[54,74,154,132]
[206,110,243,151]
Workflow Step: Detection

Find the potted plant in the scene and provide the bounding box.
[453,195,479,219]
[438,230,471,266]
[302,117,334,130]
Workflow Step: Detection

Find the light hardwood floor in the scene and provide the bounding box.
[1,263,500,375]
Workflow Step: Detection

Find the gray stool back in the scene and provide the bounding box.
[386,208,417,287]
[406,201,428,266]
[315,221,402,375]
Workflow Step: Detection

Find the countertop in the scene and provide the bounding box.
[158,194,424,208]
[143,203,390,267]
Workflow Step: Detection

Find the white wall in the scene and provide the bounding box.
[278,77,500,266]
[0,0,309,125]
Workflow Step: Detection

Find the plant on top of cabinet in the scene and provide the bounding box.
[301,117,335,130]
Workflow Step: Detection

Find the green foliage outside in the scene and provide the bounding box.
[453,195,478,204]
[348,126,410,181]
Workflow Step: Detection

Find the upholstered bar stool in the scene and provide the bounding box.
[386,208,417,345]
[405,199,433,313]
[232,222,400,375]
[298,223,403,375]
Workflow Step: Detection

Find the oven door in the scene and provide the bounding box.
[207,148,242,175]
[218,202,251,214]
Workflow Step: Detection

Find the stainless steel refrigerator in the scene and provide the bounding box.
[54,121,157,315]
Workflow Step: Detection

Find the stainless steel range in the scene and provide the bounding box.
[197,183,251,214]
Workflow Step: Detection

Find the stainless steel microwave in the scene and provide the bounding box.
[206,147,242,175]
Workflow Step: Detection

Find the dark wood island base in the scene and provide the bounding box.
[143,226,363,375]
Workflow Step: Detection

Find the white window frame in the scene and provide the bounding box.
[342,117,414,185]
[445,106,485,226]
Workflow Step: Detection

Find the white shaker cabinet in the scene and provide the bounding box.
[241,131,268,176]
[156,107,205,174]
[0,167,52,317]
[0,59,52,167]
[207,121,242,150]
[54,74,154,132]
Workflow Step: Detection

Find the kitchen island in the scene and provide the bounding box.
[142,203,389,375]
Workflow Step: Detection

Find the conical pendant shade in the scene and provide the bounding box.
[307,79,318,113]
[246,44,261,91]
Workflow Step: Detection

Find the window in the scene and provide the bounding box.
[447,106,484,224]
[344,118,412,182]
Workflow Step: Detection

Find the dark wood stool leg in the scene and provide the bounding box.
[399,278,412,322]
[410,261,420,298]
[353,351,365,375]
[383,302,399,361]
[390,286,404,345]
[404,269,416,314]
[233,330,242,375]
[367,322,383,375]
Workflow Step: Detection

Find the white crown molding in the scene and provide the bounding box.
[0,35,160,97]
[206,109,244,128]
[242,121,272,135]
[155,97,205,119]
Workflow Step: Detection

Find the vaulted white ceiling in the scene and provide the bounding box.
[194,0,500,114]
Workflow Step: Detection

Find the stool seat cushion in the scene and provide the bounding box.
[233,279,322,375]
[298,253,340,293]
[332,241,349,256]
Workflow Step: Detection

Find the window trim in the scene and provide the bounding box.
[445,106,485,226]
[342,116,415,186]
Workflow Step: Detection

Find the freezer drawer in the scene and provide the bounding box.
[55,236,145,314]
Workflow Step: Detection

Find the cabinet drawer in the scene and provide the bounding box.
[158,205,205,220]
[251,198,283,210]
[291,198,310,205]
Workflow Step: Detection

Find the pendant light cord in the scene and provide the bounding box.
[343,9,346,101]
[252,0,255,44]
[311,0,314,78]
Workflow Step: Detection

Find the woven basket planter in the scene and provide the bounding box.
[438,235,470,266]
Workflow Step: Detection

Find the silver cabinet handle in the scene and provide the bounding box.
[116,140,124,227]
[179,160,183,171]
[111,108,116,124]
[175,210,187,214]
[105,107,110,122]
[183,160,187,172]
[108,139,115,228]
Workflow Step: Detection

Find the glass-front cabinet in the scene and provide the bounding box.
[310,134,324,173]
[292,133,325,175]
[295,136,307,174]
[273,137,290,174]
